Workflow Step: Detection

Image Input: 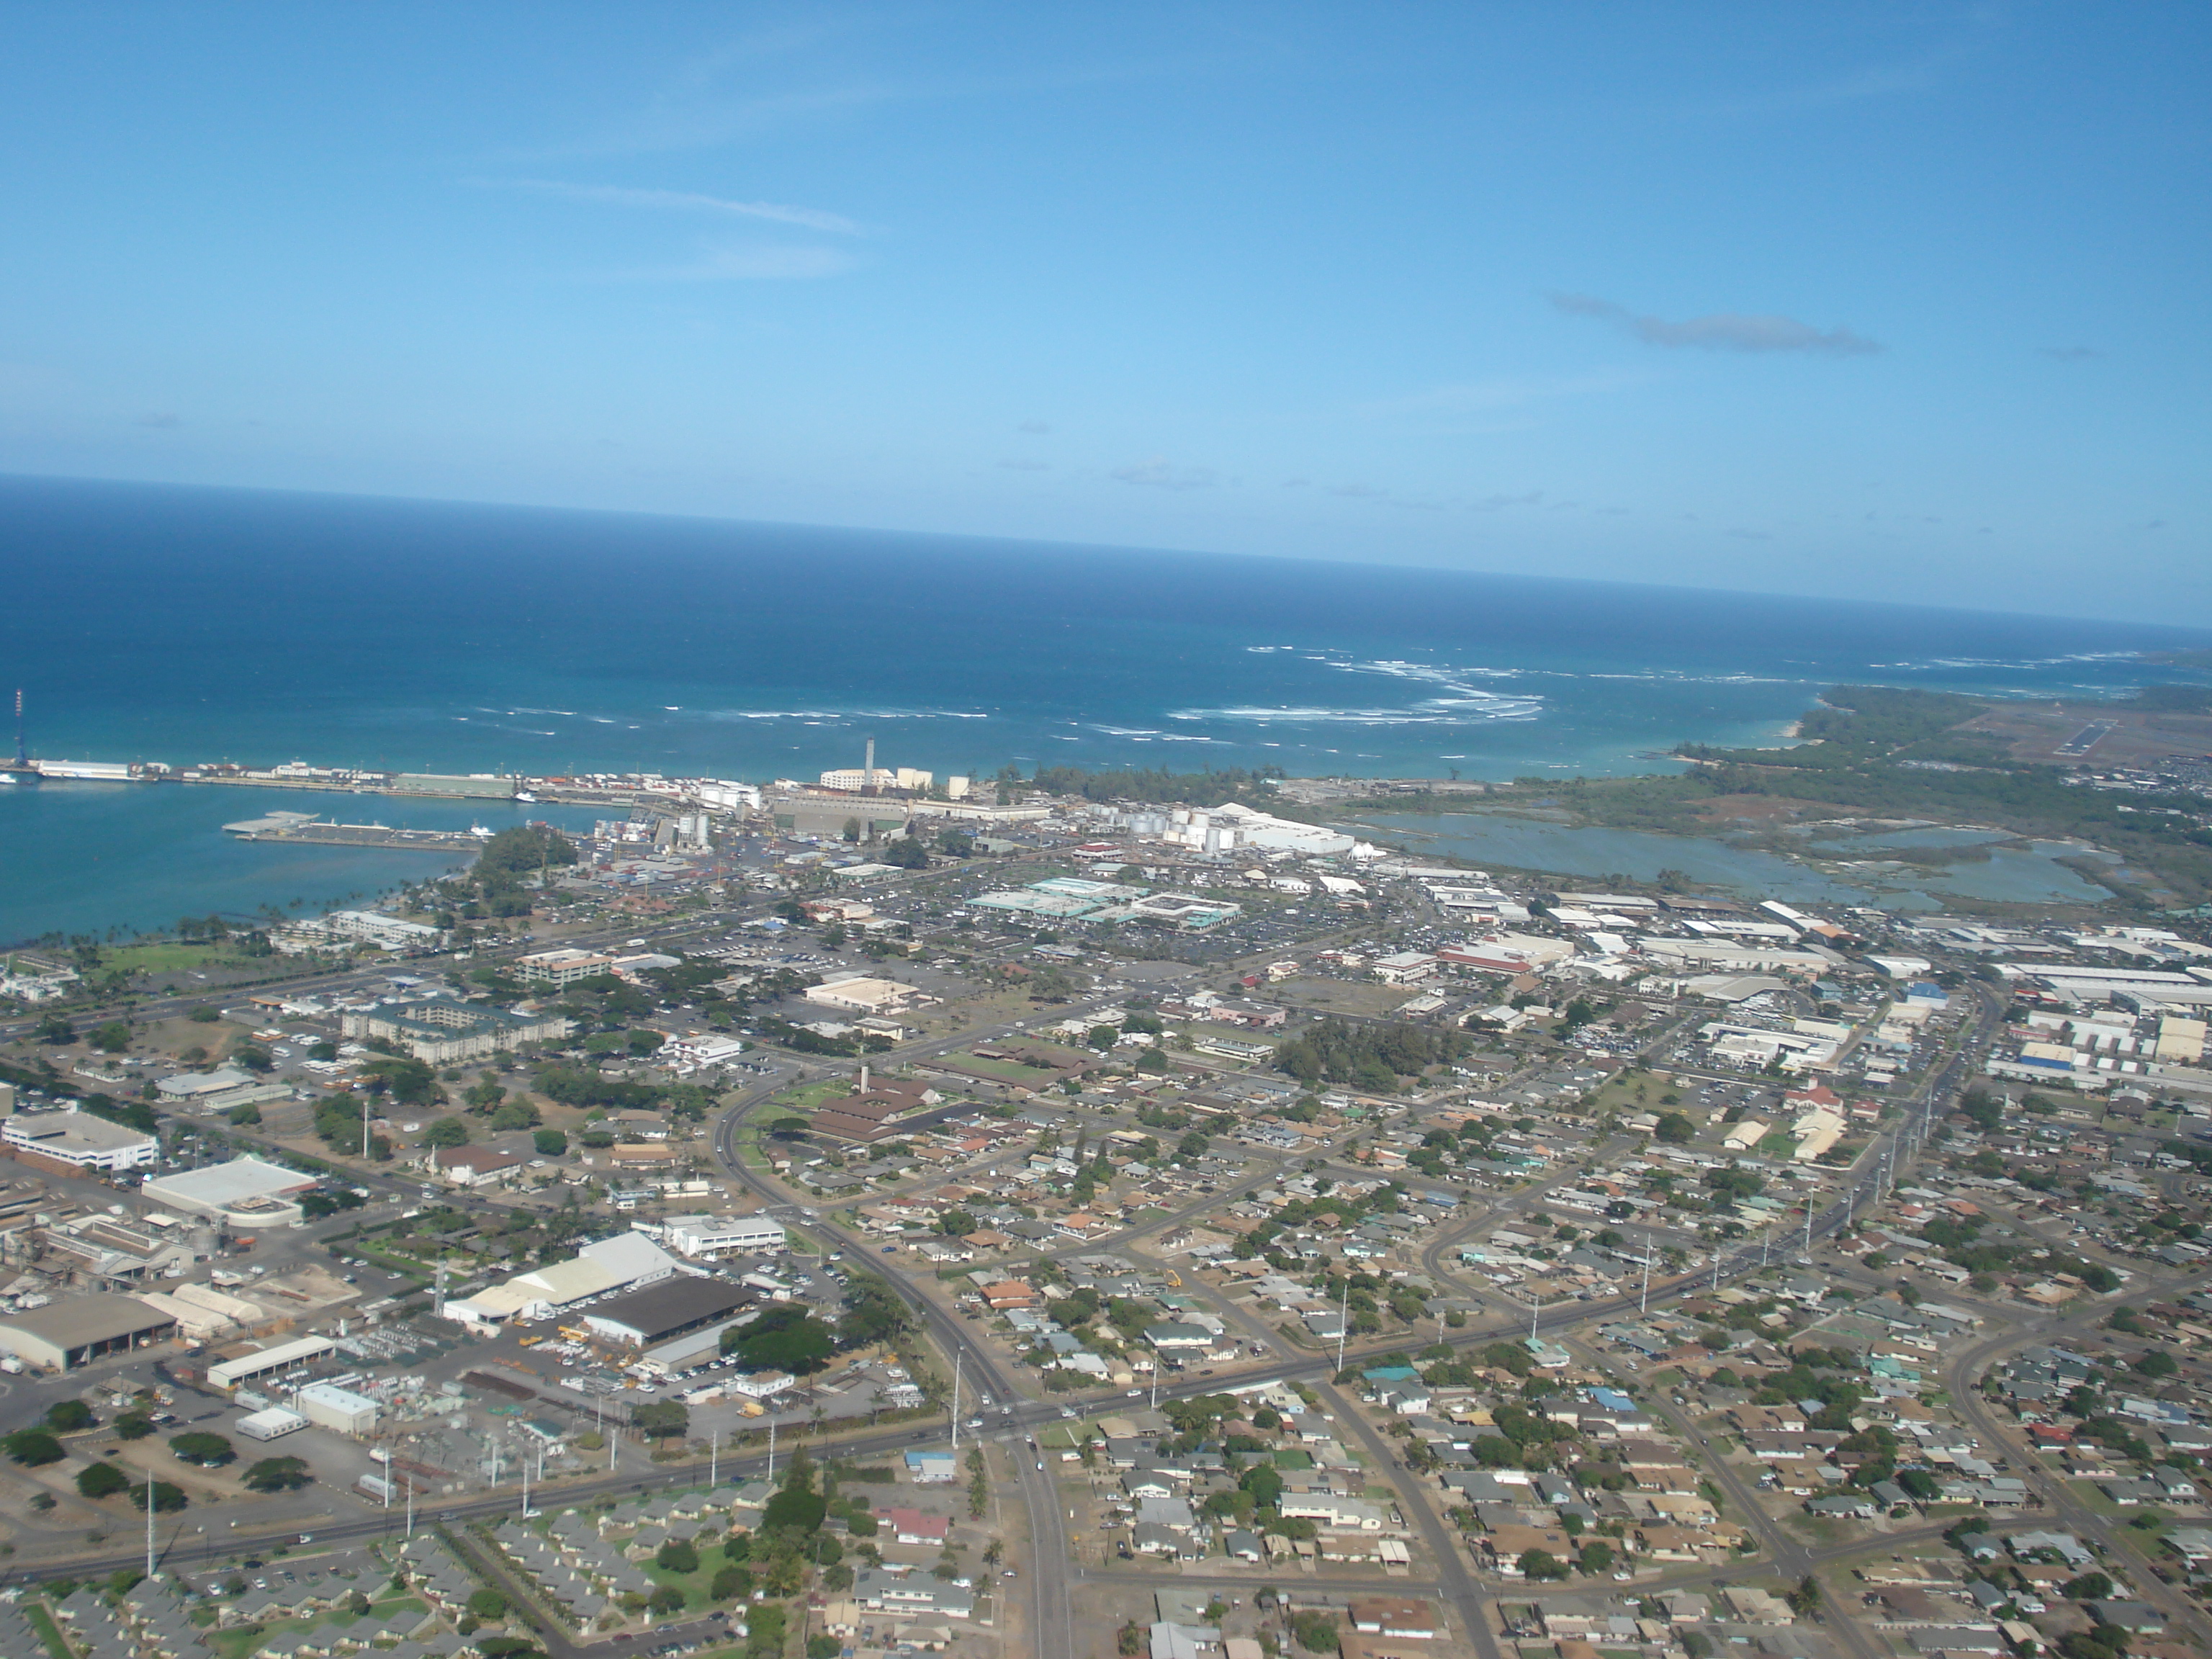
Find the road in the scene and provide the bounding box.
[1940,1280,2212,1653]
[711,1085,1075,1659]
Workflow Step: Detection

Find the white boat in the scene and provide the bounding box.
[513,790,539,803]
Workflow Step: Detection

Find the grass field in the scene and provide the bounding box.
[105,942,227,973]
[26,1604,71,1659]
[760,1079,853,1116]
[945,1053,1061,1086]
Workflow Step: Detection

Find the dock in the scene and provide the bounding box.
[222,814,490,853]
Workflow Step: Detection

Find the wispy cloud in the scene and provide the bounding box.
[1017,418,1052,434]
[1550,292,1881,356]
[136,411,181,428]
[1111,457,1220,490]
[475,177,862,235]
[611,244,858,282]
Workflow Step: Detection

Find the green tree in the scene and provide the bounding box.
[241,1456,312,1492]
[489,1100,541,1131]
[631,1401,690,1440]
[45,1399,95,1432]
[763,1485,827,1535]
[656,1539,699,1573]
[1654,1112,1695,1144]
[131,1480,188,1513]
[2063,1571,2114,1601]
[725,1305,837,1375]
[113,1412,155,1442]
[1519,1549,1570,1581]
[532,1128,568,1156]
[228,1101,262,1127]
[3,1430,64,1465]
[467,1588,509,1621]
[89,1022,130,1053]
[76,1462,132,1499]
[425,1116,470,1148]
[168,1431,235,1467]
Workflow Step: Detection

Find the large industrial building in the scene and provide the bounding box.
[207,1335,338,1390]
[582,1276,752,1349]
[0,1295,177,1371]
[0,1108,160,1174]
[441,1231,679,1328]
[295,1381,380,1435]
[140,1156,320,1228]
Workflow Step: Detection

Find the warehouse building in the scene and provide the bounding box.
[0,1295,177,1371]
[583,1276,752,1349]
[236,1406,309,1441]
[207,1335,338,1391]
[441,1230,678,1328]
[0,1109,160,1174]
[140,1156,320,1228]
[295,1381,380,1436]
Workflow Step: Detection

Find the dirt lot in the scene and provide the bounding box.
[1269,978,1419,1018]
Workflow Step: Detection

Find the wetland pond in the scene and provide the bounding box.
[1346,811,2118,909]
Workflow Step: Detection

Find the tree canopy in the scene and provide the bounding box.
[724,1304,837,1375]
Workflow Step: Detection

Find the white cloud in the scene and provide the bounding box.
[1550,292,1881,356]
[475,178,862,235]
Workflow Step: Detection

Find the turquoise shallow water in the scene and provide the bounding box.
[1,472,2206,940]
[3,782,606,942]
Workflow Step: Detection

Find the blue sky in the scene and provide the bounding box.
[1,4,2206,623]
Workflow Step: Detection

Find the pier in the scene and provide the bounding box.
[222,813,490,853]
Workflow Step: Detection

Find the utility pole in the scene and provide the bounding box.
[709,1429,718,1489]
[1529,1290,1540,1343]
[1640,1234,1653,1316]
[1334,1280,1352,1375]
[951,1349,964,1455]
[145,1462,156,1583]
[767,1419,776,1485]
[519,1434,530,1517]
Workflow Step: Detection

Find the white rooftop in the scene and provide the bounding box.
[142,1156,318,1210]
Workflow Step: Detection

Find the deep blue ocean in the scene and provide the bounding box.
[4,473,2209,943]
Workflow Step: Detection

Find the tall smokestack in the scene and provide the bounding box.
[859,1064,870,1094]
[864,737,876,791]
